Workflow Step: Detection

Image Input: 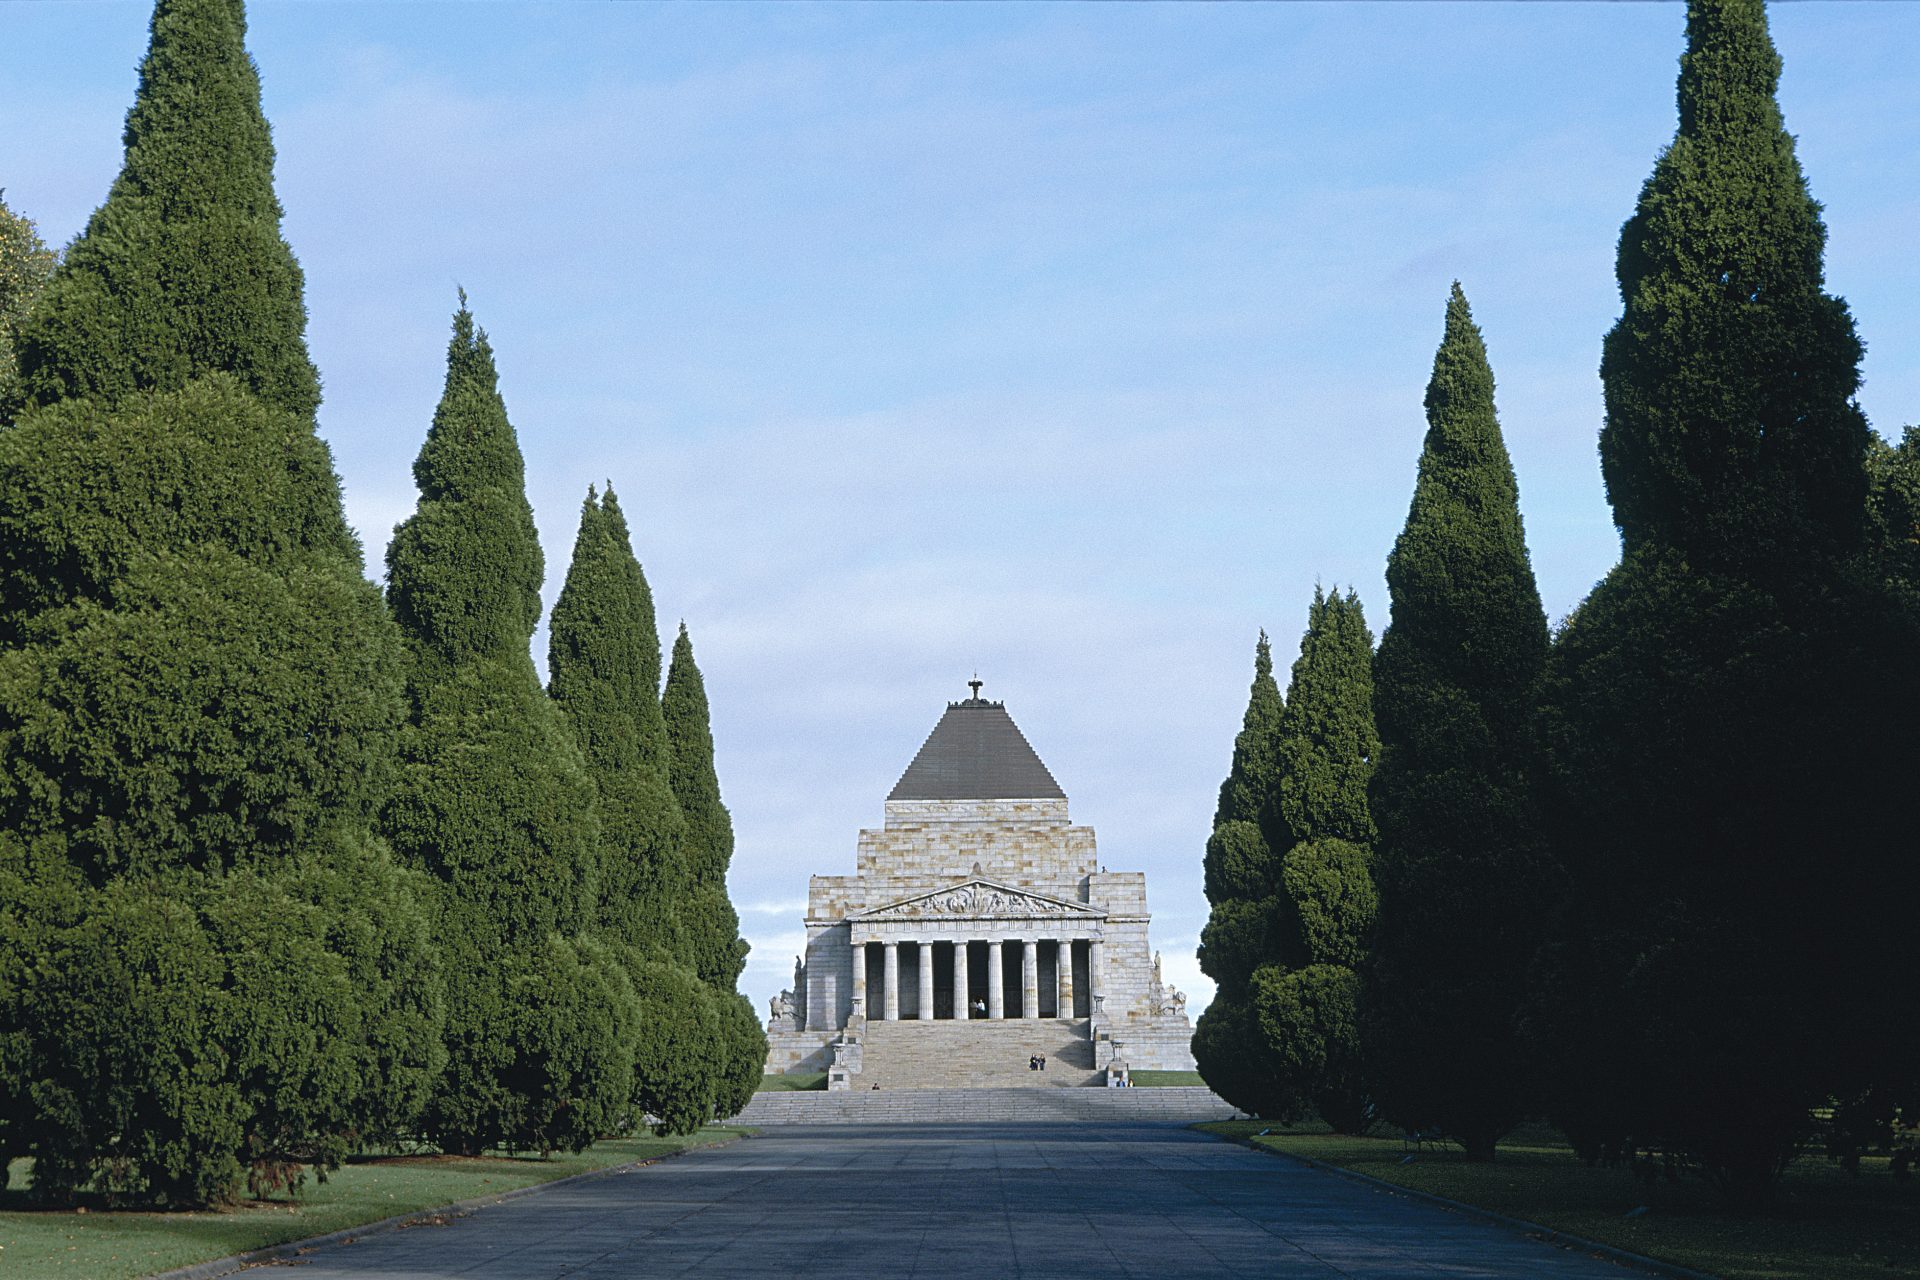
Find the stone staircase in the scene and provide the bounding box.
[856,1017,1097,1088]
[736,1085,1238,1126]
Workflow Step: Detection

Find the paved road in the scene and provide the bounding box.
[278,1123,1651,1279]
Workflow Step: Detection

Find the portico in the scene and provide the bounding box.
[849,913,1106,1022]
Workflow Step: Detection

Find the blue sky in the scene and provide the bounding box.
[4,2,1917,1023]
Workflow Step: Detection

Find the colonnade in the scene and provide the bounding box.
[851,937,1103,1021]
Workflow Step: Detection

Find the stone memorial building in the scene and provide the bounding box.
[764,682,1196,1088]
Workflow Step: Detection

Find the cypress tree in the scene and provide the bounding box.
[1193,634,1287,1116]
[548,487,687,952]
[662,623,765,1117]
[1367,284,1550,1162]
[1196,601,1377,1129]
[1539,2,1918,1203]
[13,0,319,420]
[0,191,57,421]
[548,487,739,1133]
[662,622,750,989]
[383,302,632,1155]
[1253,587,1379,1133]
[1599,0,1869,579]
[0,0,438,1207]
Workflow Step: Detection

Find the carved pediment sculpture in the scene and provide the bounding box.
[855,878,1105,922]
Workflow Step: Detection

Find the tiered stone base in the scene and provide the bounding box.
[857,1017,1098,1088]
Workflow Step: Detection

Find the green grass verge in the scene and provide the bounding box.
[1128,1070,1206,1088]
[0,1127,745,1280]
[1198,1120,1918,1280]
[756,1071,827,1092]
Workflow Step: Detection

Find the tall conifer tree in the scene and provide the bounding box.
[1193,634,1286,1115]
[663,623,764,1117]
[0,191,57,421]
[1367,284,1550,1162]
[1598,0,1868,578]
[548,488,687,951]
[1538,2,1916,1202]
[548,488,745,1131]
[383,303,633,1156]
[1196,600,1378,1129]
[0,0,438,1206]
[1254,588,1379,1132]
[662,622,749,988]
[14,0,319,420]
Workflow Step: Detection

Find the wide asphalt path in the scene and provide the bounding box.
[278,1122,1654,1279]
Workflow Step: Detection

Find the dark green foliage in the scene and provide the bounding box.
[1537,2,1920,1205]
[626,957,724,1137]
[1201,821,1273,910]
[547,490,755,1129]
[1249,963,1368,1135]
[1264,590,1378,1130]
[0,0,438,1207]
[1196,597,1378,1130]
[663,622,752,990]
[387,305,543,681]
[1211,632,1287,849]
[13,0,319,421]
[1536,548,1917,1201]
[1279,838,1375,973]
[384,303,628,1156]
[1599,0,1869,579]
[661,624,764,1116]
[1273,598,1378,851]
[1367,284,1551,1163]
[1196,633,1285,988]
[0,376,429,1212]
[1197,898,1281,1003]
[0,395,391,881]
[1868,427,1920,600]
[1194,636,1291,1116]
[498,935,641,1155]
[0,376,354,635]
[1189,999,1267,1123]
[0,191,57,421]
[710,991,766,1122]
[547,488,687,953]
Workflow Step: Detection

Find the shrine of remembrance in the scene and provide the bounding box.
[764,683,1196,1088]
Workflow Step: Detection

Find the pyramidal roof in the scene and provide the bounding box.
[887,688,1065,801]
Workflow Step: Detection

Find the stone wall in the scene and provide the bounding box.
[771,792,1197,1080]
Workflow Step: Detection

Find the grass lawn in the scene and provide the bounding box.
[1199,1120,1918,1280]
[0,1127,745,1280]
[1129,1070,1207,1087]
[756,1071,827,1092]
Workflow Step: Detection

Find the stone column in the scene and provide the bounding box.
[883,941,900,1021]
[1089,939,1105,1009]
[916,940,934,1020]
[1022,940,1039,1019]
[953,940,970,1020]
[987,940,1005,1019]
[850,940,866,1023]
[1057,939,1075,1019]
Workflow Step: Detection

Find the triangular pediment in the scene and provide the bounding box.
[854,879,1105,922]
